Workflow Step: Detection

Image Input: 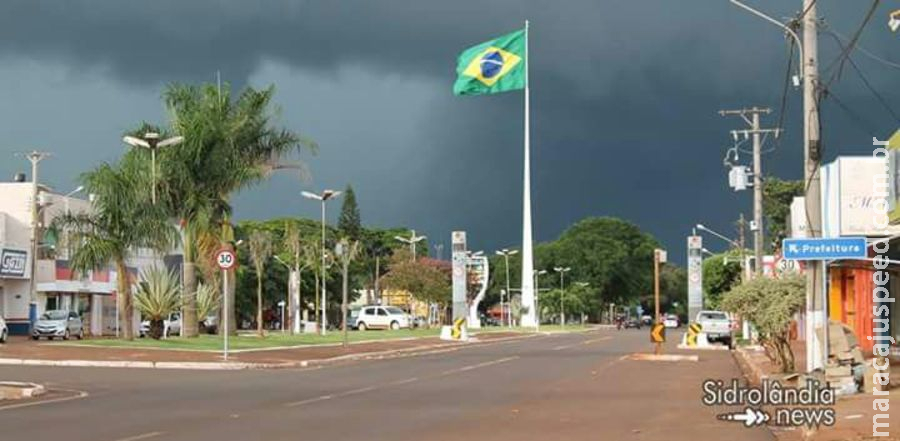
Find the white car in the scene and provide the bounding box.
[696,310,734,347]
[355,306,410,331]
[0,316,7,343]
[663,314,679,328]
[140,312,182,338]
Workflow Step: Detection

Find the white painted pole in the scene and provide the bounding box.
[520,20,536,328]
[223,268,229,361]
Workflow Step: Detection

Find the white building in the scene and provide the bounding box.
[0,180,177,336]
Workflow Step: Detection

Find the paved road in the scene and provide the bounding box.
[0,329,772,441]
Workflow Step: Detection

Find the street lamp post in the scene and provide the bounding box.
[495,249,518,327]
[302,189,341,335]
[394,230,426,261]
[553,267,571,327]
[123,132,183,205]
[696,223,746,277]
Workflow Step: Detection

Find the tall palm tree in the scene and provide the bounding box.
[159,82,315,337]
[53,156,177,340]
[248,230,273,336]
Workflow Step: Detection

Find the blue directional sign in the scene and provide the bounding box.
[782,237,868,261]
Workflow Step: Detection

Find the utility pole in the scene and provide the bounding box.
[21,151,50,330]
[801,0,824,372]
[653,249,663,355]
[719,107,780,277]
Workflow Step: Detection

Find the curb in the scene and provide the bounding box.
[732,346,768,385]
[0,333,543,370]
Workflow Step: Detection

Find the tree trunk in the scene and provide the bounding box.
[182,228,199,337]
[342,263,349,348]
[374,255,380,303]
[150,319,165,340]
[115,258,134,340]
[256,267,264,337]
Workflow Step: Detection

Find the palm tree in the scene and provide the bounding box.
[195,282,219,333]
[134,267,182,340]
[160,82,315,337]
[248,230,273,336]
[53,156,177,340]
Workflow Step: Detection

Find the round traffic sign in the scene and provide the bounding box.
[216,249,236,270]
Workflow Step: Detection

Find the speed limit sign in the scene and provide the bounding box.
[216,249,236,270]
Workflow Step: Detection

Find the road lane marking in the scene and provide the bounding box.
[112,432,164,441]
[284,394,334,407]
[439,356,519,376]
[552,336,611,351]
[335,386,378,397]
[389,377,419,386]
[0,388,89,411]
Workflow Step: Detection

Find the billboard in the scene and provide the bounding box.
[821,156,900,237]
[0,247,28,279]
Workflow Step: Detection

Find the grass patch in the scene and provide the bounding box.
[58,328,441,351]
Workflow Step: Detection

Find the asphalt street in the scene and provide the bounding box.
[0,329,773,441]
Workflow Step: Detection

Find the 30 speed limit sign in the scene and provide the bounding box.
[216,249,236,270]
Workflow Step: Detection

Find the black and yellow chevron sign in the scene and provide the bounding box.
[451,318,466,340]
[686,322,702,346]
[650,323,665,343]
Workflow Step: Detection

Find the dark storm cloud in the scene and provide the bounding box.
[1,0,898,262]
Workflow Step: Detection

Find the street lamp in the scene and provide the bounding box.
[123,132,184,204]
[701,248,715,257]
[553,267,572,327]
[394,230,427,261]
[533,269,547,331]
[301,189,341,334]
[64,185,84,198]
[495,249,518,328]
[695,224,741,248]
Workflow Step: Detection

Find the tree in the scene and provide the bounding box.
[763,177,804,251]
[702,250,745,308]
[338,185,362,241]
[380,256,451,318]
[160,82,312,337]
[195,282,219,332]
[335,238,361,348]
[53,156,177,340]
[133,267,182,340]
[721,274,805,372]
[248,230,273,336]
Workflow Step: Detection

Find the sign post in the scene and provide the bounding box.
[215,249,236,361]
[686,236,703,323]
[654,249,666,355]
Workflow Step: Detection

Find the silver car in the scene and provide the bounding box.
[32,310,84,340]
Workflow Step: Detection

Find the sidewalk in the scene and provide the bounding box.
[0,331,539,369]
[734,342,899,441]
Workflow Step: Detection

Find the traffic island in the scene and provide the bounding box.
[0,381,45,400]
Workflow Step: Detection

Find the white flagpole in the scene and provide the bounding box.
[520,20,536,328]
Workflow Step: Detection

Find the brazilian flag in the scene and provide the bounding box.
[453,29,526,96]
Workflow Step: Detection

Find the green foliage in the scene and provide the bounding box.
[539,287,590,321]
[248,230,273,336]
[338,185,362,240]
[134,267,183,340]
[52,154,177,340]
[195,282,219,322]
[763,177,804,251]
[702,250,745,308]
[380,258,451,307]
[721,274,805,372]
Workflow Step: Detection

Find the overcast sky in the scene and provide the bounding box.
[1,1,898,263]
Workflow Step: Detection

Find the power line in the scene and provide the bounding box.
[823,29,900,124]
[820,86,879,135]
[826,27,900,71]
[824,0,881,86]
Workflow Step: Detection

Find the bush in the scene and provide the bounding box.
[721,274,805,372]
[134,267,182,340]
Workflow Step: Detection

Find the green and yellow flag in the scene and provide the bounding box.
[453,29,526,96]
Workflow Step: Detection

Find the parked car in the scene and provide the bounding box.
[695,310,733,348]
[412,315,428,328]
[201,314,218,334]
[355,306,410,331]
[140,312,182,338]
[0,316,7,343]
[32,310,84,340]
[640,315,653,326]
[624,317,642,329]
[663,314,679,328]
